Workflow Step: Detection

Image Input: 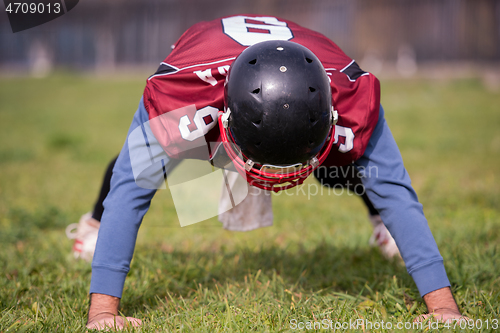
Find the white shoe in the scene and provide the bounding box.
[65,212,100,262]
[369,215,401,259]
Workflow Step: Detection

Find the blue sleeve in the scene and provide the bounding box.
[354,106,451,297]
[89,98,173,298]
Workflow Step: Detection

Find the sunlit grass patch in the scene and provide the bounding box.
[0,74,499,332]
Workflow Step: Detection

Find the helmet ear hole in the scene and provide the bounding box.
[306,57,313,63]
[252,88,260,94]
[309,87,316,92]
[249,59,257,65]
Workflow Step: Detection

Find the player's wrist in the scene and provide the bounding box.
[87,293,120,323]
[423,287,460,314]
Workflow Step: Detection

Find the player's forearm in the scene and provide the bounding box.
[88,293,120,321]
[423,287,460,314]
[355,106,451,296]
[90,99,158,298]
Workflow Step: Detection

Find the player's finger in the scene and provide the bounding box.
[125,317,142,327]
[414,313,470,324]
[413,314,429,323]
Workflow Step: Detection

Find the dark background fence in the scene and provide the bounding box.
[1,0,499,75]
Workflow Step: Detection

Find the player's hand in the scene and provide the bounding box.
[87,293,142,330]
[414,309,469,324]
[86,313,142,330]
[415,286,469,324]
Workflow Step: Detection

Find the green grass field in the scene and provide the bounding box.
[0,73,499,332]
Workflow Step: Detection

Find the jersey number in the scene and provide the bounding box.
[178,106,218,141]
[221,16,293,46]
[333,125,354,153]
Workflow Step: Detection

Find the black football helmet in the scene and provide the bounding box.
[218,40,337,192]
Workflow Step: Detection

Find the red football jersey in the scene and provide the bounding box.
[143,14,380,166]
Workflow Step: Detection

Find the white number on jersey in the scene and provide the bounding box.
[221,16,293,46]
[194,65,230,86]
[333,125,355,153]
[178,106,219,141]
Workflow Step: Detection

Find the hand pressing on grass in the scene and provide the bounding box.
[86,293,142,330]
[415,287,469,324]
[86,313,141,331]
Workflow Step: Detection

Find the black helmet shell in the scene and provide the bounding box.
[224,40,332,165]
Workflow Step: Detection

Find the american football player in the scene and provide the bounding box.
[77,15,465,330]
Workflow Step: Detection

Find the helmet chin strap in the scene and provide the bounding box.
[221,108,231,129]
[218,110,336,192]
